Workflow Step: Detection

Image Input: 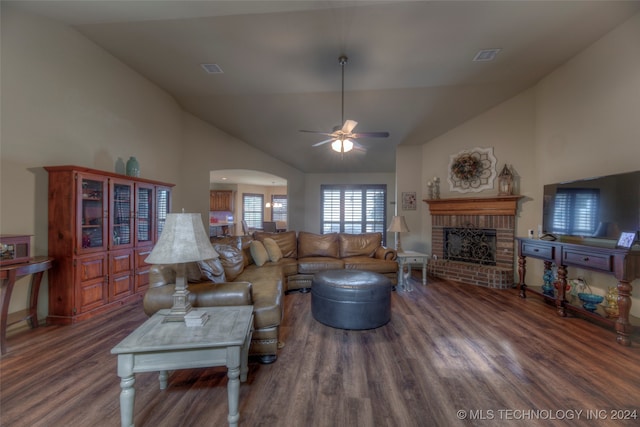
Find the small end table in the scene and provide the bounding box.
[396,251,429,292]
[111,306,253,427]
[0,256,53,355]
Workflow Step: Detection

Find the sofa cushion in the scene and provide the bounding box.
[297,256,344,274]
[342,256,398,274]
[186,258,226,283]
[237,264,284,329]
[298,231,339,258]
[263,238,283,262]
[250,240,270,267]
[254,230,298,258]
[212,244,245,281]
[339,232,382,258]
[273,257,298,277]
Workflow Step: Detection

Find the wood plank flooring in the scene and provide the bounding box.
[1,275,639,426]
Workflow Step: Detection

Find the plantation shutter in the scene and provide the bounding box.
[243,193,264,229]
[321,184,387,243]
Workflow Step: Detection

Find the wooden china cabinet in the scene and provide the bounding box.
[45,166,173,324]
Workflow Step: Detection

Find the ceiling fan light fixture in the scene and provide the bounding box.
[332,138,353,153]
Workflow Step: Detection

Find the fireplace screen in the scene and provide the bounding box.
[444,226,496,266]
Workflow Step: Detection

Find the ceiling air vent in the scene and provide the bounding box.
[473,49,501,62]
[200,63,224,74]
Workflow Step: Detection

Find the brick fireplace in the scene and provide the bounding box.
[424,196,521,289]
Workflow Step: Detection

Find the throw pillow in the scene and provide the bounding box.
[212,244,245,281]
[250,240,270,267]
[263,237,283,262]
[197,258,227,283]
[185,258,226,283]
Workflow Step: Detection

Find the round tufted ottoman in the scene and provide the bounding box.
[311,270,392,330]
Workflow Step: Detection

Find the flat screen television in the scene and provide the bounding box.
[542,170,640,241]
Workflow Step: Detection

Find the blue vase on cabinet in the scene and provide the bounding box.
[126,156,140,177]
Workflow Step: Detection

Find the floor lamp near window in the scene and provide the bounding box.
[387,216,409,253]
[145,213,218,322]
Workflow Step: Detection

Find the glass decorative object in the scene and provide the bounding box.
[605,286,619,318]
[126,156,140,177]
[542,268,555,296]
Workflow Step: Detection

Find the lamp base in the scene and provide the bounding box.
[162,263,192,322]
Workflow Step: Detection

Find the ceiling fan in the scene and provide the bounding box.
[300,55,389,153]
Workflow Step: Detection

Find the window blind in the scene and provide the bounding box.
[321,184,387,242]
[243,193,264,229]
[271,195,287,222]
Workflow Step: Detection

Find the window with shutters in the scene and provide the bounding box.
[551,188,599,236]
[243,193,264,229]
[271,195,288,222]
[321,184,387,243]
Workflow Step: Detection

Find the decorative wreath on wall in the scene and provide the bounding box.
[447,147,497,193]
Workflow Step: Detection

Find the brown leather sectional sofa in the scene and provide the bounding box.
[143,231,397,364]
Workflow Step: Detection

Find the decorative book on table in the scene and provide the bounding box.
[184,310,209,327]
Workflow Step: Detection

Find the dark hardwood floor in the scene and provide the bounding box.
[1,275,639,426]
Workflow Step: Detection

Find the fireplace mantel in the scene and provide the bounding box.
[424,195,522,216]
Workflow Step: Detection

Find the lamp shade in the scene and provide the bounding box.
[387,216,410,233]
[145,213,218,264]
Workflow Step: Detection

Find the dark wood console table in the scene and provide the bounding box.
[516,238,639,346]
[0,257,53,355]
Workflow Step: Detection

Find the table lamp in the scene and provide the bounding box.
[387,215,410,253]
[145,213,218,322]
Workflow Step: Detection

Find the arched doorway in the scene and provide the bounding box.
[209,169,288,237]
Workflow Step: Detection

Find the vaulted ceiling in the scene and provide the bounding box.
[9,1,640,174]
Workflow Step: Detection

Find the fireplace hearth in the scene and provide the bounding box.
[425,196,521,289]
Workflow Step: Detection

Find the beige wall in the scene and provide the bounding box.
[0,6,304,324]
[402,12,640,315]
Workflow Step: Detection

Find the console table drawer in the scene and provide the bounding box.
[563,250,612,272]
[521,242,555,259]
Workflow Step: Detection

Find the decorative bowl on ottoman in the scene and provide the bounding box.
[577,293,604,312]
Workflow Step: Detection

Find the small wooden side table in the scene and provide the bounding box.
[111,306,253,427]
[0,256,53,355]
[396,251,429,292]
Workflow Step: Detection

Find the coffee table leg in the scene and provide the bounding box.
[226,347,241,427]
[119,374,135,427]
[117,354,135,427]
[240,339,249,382]
[422,259,427,286]
[158,370,168,389]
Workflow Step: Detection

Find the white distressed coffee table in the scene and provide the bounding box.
[111,306,253,427]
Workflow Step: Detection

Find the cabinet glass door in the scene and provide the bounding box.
[136,184,154,246]
[156,186,171,239]
[111,179,133,249]
[79,175,107,252]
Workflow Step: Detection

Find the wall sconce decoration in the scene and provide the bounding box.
[447,147,496,193]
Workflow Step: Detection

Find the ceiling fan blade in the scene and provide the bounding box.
[352,131,390,138]
[342,120,358,133]
[312,138,335,147]
[300,130,335,137]
[352,141,366,152]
